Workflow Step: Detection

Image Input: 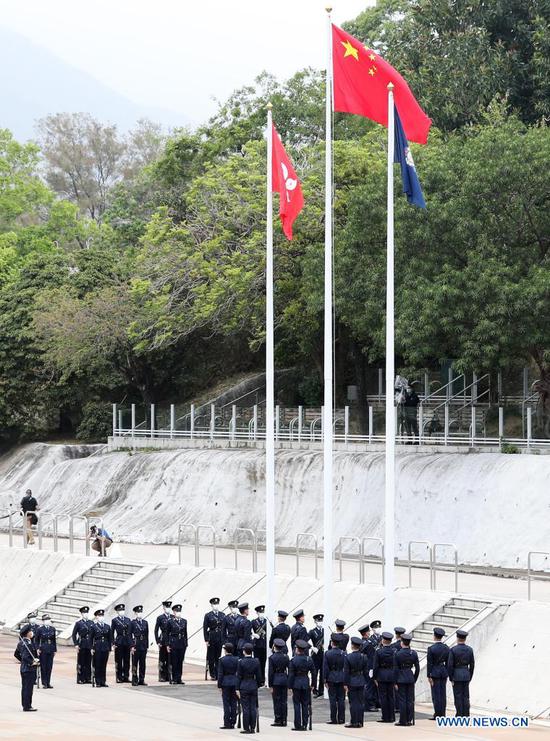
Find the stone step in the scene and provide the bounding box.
[450,599,491,611]
[92,563,142,576]
[63,586,112,601]
[79,574,128,588]
[433,610,476,623]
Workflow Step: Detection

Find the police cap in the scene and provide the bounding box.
[381,631,393,641]
[278,610,289,619]
[210,597,220,605]
[350,636,362,647]
[394,626,406,635]
[433,627,446,637]
[273,638,286,649]
[358,624,370,634]
[293,609,304,619]
[456,629,469,639]
[295,639,309,650]
[335,619,346,628]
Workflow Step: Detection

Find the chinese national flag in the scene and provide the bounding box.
[271,123,304,240]
[332,24,431,145]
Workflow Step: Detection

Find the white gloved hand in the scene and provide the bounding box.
[252,633,260,640]
[369,669,374,678]
[311,646,319,654]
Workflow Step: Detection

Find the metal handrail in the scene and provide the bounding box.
[69,515,88,554]
[407,541,433,588]
[288,417,299,441]
[337,536,361,583]
[37,512,58,551]
[361,537,384,585]
[432,543,458,592]
[421,374,465,408]
[197,525,217,568]
[310,417,322,440]
[54,513,71,553]
[295,533,318,579]
[178,523,198,566]
[527,551,550,600]
[428,374,488,416]
[234,528,257,572]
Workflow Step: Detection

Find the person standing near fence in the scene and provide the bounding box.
[427,627,449,719]
[448,629,475,717]
[36,613,56,688]
[203,597,224,681]
[20,489,38,545]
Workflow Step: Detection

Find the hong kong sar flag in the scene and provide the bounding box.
[271,123,304,240]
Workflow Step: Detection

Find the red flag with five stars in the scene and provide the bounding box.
[271,123,304,240]
[332,24,431,145]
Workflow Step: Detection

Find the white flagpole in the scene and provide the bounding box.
[384,84,395,630]
[323,6,334,658]
[265,103,275,675]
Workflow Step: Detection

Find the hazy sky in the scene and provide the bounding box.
[1,0,373,126]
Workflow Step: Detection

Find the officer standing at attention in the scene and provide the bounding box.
[218,642,239,729]
[358,624,379,712]
[288,638,314,731]
[111,603,132,683]
[334,619,349,651]
[251,605,268,686]
[307,614,324,696]
[370,620,382,647]
[26,612,40,649]
[167,604,188,684]
[268,637,289,727]
[154,600,172,682]
[448,629,475,717]
[236,642,261,734]
[290,609,308,654]
[270,610,290,653]
[72,606,94,684]
[344,636,369,728]
[236,603,252,657]
[223,600,240,646]
[393,632,419,726]
[372,631,395,724]
[91,609,112,687]
[14,624,40,711]
[130,605,149,686]
[204,597,224,680]
[36,613,56,688]
[323,634,346,725]
[391,626,406,714]
[427,627,449,719]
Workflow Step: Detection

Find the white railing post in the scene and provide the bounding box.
[150,404,155,438]
[298,405,303,442]
[497,371,503,402]
[447,367,453,401]
[444,404,449,446]
[471,406,476,446]
[253,404,258,441]
[472,373,478,405]
[170,404,175,439]
[527,407,532,449]
[190,403,195,439]
[231,405,236,441]
[378,368,383,402]
[523,367,529,402]
[423,370,429,399]
[344,405,349,443]
[210,404,215,440]
[368,406,373,443]
[275,405,280,441]
[418,405,423,445]
[498,406,504,440]
[118,409,123,434]
[131,404,136,436]
[112,404,117,436]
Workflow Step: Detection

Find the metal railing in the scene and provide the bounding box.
[408,541,433,588]
[361,537,384,585]
[527,551,550,600]
[432,543,458,592]
[234,528,258,572]
[337,536,362,583]
[295,533,318,579]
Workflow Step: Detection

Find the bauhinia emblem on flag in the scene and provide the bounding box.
[331,24,431,145]
[271,123,304,240]
[394,105,426,208]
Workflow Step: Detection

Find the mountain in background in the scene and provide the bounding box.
[0,27,186,140]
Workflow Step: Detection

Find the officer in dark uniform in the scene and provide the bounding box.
[307,613,324,696]
[391,626,406,713]
[203,597,224,680]
[270,610,290,653]
[154,600,172,682]
[370,620,382,647]
[323,634,346,725]
[334,619,349,651]
[358,624,378,711]
[26,612,40,649]
[235,603,252,657]
[91,609,112,687]
[218,642,239,729]
[236,642,261,734]
[427,627,449,719]
[251,605,268,686]
[223,600,240,645]
[72,606,93,684]
[111,603,132,683]
[167,604,188,684]
[14,624,40,711]
[290,609,308,655]
[268,637,289,726]
[130,605,149,686]
[36,613,56,688]
[344,636,369,727]
[393,632,419,726]
[288,638,314,731]
[448,629,475,717]
[373,631,395,723]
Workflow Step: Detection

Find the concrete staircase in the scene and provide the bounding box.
[31,560,143,635]
[411,596,492,658]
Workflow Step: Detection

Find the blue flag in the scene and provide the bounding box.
[394,104,426,208]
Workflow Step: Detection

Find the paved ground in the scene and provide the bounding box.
[2,637,549,740]
[1,532,549,604]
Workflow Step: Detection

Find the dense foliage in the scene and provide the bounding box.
[0,0,548,441]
